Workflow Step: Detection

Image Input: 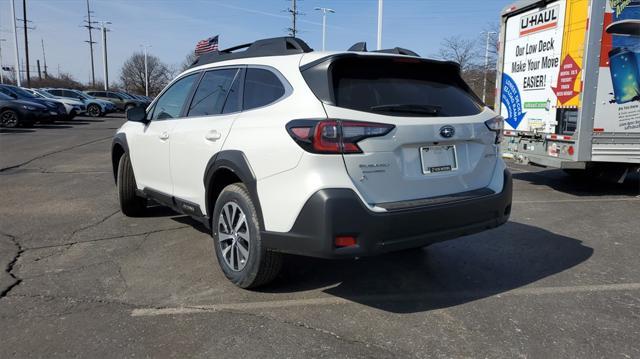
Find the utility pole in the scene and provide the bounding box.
[10,0,21,86]
[482,31,497,104]
[377,0,383,50]
[314,7,335,51]
[84,0,97,87]
[286,0,301,37]
[41,38,47,78]
[0,39,6,84]
[141,45,151,96]
[36,59,41,80]
[100,21,111,90]
[21,0,30,86]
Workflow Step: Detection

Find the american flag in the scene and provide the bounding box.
[195,35,219,56]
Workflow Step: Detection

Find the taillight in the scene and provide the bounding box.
[287,119,394,154]
[484,116,504,144]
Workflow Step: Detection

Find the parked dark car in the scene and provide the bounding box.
[121,92,151,107]
[0,84,66,123]
[84,90,144,111]
[0,92,51,128]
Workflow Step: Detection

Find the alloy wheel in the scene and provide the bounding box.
[217,201,251,271]
[0,111,18,128]
[88,104,101,117]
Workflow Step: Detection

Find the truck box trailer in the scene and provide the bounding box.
[496,0,640,180]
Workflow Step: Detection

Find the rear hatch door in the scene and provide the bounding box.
[306,55,500,206]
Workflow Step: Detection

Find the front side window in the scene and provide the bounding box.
[243,68,285,110]
[187,69,239,117]
[151,74,198,120]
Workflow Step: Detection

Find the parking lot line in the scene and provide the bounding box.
[513,198,640,204]
[131,282,640,317]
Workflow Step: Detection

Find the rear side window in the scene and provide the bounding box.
[150,73,198,120]
[243,68,285,110]
[188,69,239,117]
[306,56,483,117]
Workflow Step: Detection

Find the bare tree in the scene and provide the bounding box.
[437,35,479,71]
[180,52,197,72]
[120,52,173,96]
[32,73,84,89]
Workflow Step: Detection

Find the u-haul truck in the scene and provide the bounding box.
[496,0,640,179]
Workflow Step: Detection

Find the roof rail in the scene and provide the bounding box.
[346,41,420,57]
[189,37,313,68]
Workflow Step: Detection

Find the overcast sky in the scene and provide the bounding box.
[0,0,509,85]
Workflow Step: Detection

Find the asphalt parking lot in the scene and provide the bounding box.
[1,114,639,358]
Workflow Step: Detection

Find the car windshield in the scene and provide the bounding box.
[118,92,134,99]
[0,92,12,100]
[36,90,56,99]
[72,91,94,99]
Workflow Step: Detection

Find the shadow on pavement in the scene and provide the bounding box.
[0,128,35,133]
[259,221,592,313]
[512,168,640,197]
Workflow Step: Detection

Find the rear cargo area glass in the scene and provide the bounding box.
[329,57,483,117]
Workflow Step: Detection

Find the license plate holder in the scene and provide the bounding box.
[420,145,458,174]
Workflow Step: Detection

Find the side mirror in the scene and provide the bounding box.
[9,93,18,99]
[126,106,148,123]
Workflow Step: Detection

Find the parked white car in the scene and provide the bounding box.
[24,88,86,120]
[111,37,512,288]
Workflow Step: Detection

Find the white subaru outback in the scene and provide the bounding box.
[112,37,512,288]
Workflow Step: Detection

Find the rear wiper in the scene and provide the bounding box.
[370,104,442,116]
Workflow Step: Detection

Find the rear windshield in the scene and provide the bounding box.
[305,56,483,117]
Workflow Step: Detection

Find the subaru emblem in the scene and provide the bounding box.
[439,125,455,138]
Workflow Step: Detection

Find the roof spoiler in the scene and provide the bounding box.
[190,37,313,68]
[346,42,420,57]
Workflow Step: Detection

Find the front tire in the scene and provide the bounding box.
[212,183,282,289]
[117,154,147,216]
[87,104,103,118]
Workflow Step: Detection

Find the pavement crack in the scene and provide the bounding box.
[66,210,120,243]
[24,226,190,251]
[0,232,25,299]
[0,136,112,173]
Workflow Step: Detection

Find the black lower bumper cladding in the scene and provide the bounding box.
[262,170,512,258]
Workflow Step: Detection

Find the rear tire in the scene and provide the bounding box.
[117,154,147,216]
[0,110,19,128]
[212,183,282,289]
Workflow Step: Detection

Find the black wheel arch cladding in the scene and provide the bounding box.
[111,133,129,184]
[204,150,265,231]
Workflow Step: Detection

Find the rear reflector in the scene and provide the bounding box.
[335,236,357,248]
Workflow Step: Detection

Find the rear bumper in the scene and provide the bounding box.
[262,170,512,259]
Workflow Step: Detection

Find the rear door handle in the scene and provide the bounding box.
[159,131,169,140]
[205,130,222,141]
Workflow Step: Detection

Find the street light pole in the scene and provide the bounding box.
[377,0,383,50]
[141,45,151,96]
[482,31,497,104]
[314,7,335,51]
[0,39,6,84]
[100,21,111,91]
[10,0,21,86]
